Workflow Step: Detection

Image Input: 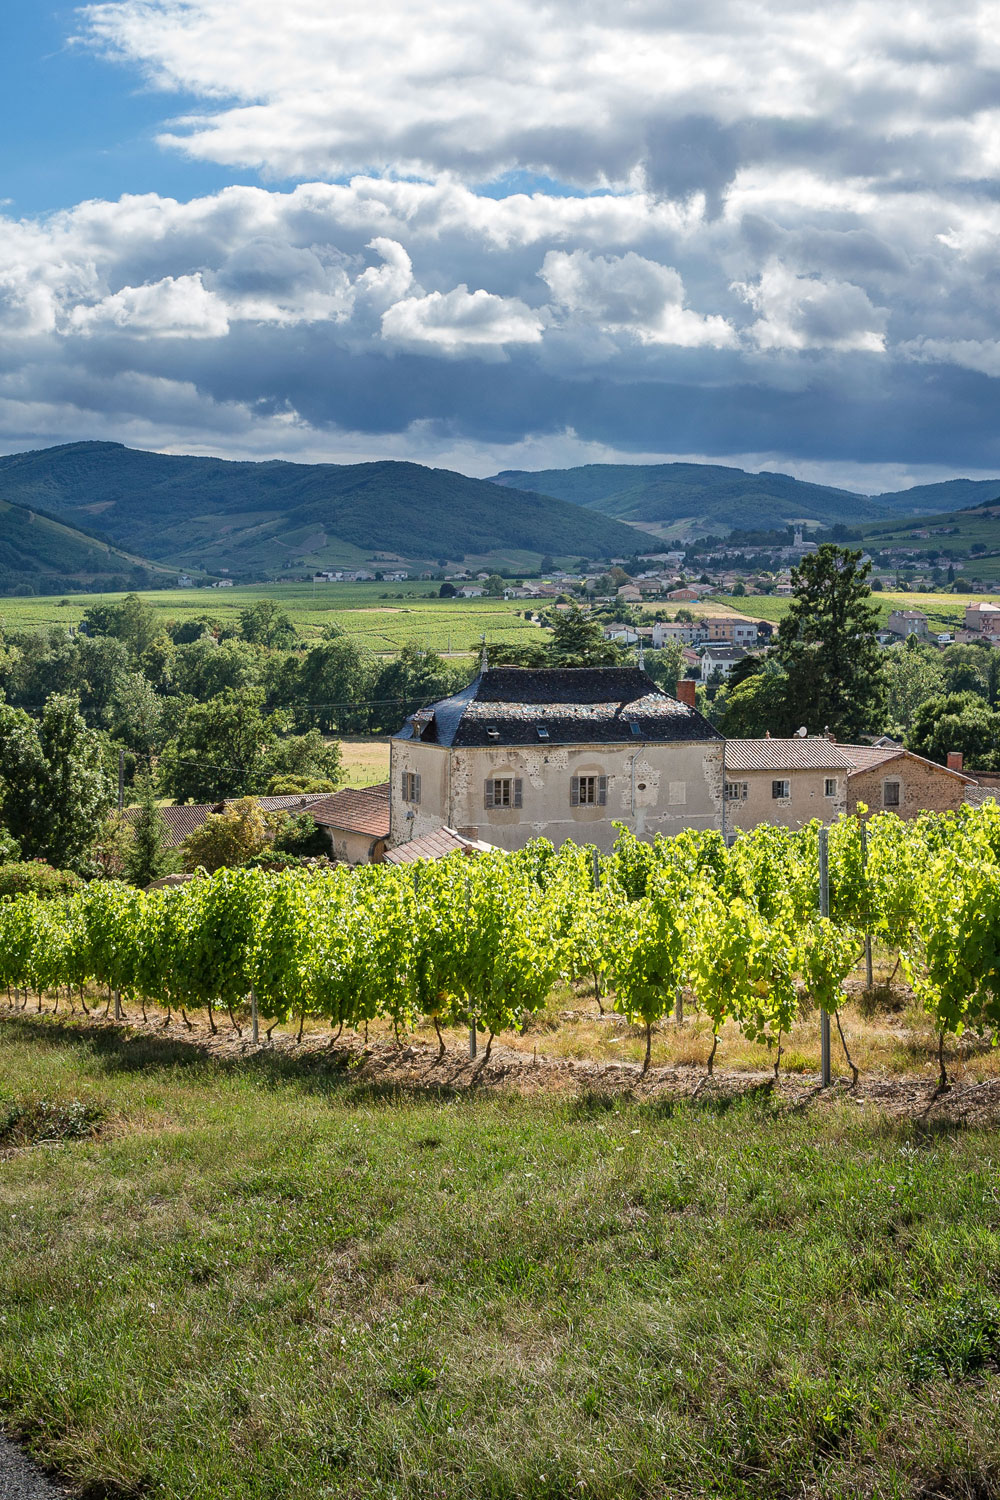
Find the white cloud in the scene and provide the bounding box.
[734,262,888,352]
[381,286,544,352]
[541,249,737,347]
[68,273,230,337]
[79,0,1000,201]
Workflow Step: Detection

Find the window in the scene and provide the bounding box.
[629,721,642,736]
[402,771,421,804]
[724,781,748,801]
[824,778,837,798]
[772,779,791,800]
[883,779,901,808]
[571,774,608,807]
[484,777,522,809]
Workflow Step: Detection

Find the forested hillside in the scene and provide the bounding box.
[0,443,657,576]
[0,498,169,594]
[492,461,1000,535]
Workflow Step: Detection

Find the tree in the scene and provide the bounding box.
[0,694,114,869]
[485,573,505,597]
[180,797,269,873]
[369,646,466,734]
[882,642,947,734]
[772,544,886,738]
[280,638,372,733]
[544,604,625,667]
[239,598,297,647]
[641,639,684,695]
[439,581,458,598]
[907,692,1000,769]
[159,688,283,802]
[265,728,341,791]
[124,774,178,886]
[80,593,158,657]
[718,661,798,737]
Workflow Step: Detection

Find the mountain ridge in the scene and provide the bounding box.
[490,462,1000,536]
[0,443,659,577]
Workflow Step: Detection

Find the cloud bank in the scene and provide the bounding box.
[0,0,996,481]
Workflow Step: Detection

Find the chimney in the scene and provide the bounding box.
[676,678,697,708]
[947,750,964,772]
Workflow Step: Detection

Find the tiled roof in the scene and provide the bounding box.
[307,784,390,839]
[383,827,496,864]
[398,667,721,748]
[725,738,856,773]
[836,744,904,772]
[126,791,339,847]
[837,744,975,782]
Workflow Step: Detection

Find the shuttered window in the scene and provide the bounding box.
[402,771,421,803]
[571,775,608,807]
[485,777,522,809]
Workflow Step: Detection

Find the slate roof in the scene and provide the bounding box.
[383,827,497,864]
[725,738,855,773]
[307,784,390,839]
[397,667,721,748]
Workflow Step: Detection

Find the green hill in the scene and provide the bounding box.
[0,444,659,577]
[490,462,886,534]
[873,478,1000,512]
[0,496,174,595]
[491,463,1000,536]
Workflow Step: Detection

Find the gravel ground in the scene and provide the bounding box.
[0,1436,67,1498]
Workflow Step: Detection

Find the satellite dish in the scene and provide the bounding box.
[796,726,808,737]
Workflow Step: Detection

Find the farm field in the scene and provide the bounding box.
[2,1010,1000,1500]
[0,582,539,655]
[687,591,974,631]
[337,735,392,787]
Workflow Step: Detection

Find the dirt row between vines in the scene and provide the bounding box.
[8,1006,1000,1128]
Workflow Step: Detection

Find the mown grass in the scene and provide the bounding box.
[0,1019,999,1497]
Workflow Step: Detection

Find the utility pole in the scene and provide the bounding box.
[117,748,125,815]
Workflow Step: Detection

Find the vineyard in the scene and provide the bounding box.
[6,803,1000,1087]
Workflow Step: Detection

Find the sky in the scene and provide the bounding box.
[1,1,999,493]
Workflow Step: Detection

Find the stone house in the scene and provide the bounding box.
[723,739,851,831]
[389,666,724,854]
[838,744,976,817]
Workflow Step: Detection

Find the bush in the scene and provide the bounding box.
[0,862,82,899]
[269,812,329,858]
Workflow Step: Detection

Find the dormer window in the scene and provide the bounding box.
[536,726,550,740]
[486,725,500,740]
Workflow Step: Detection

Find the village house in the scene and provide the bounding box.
[722,739,851,831]
[702,616,761,648]
[699,643,748,681]
[389,665,724,854]
[885,609,930,641]
[838,743,976,817]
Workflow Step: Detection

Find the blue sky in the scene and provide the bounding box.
[1,0,999,492]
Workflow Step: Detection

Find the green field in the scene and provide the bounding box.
[0,582,540,656]
[1,1016,999,1499]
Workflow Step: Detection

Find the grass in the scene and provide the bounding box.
[1,1017,1000,1497]
[337,736,391,788]
[0,583,539,655]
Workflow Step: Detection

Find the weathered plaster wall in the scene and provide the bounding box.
[724,768,846,832]
[322,827,381,864]
[390,738,724,852]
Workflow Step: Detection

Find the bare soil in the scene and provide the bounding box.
[17,1006,1000,1128]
